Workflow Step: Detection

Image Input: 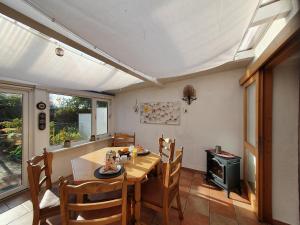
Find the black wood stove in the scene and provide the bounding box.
[205,149,241,198]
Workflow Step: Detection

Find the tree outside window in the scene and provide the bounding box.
[49,94,92,146]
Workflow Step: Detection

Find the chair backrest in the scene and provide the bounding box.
[27,148,53,209]
[113,132,135,147]
[59,173,128,225]
[159,134,175,162]
[162,148,183,205]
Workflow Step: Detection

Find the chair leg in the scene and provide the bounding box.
[32,214,39,225]
[163,206,170,225]
[176,193,184,220]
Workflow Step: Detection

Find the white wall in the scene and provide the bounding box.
[114,68,244,171]
[51,139,112,181]
[272,56,299,225]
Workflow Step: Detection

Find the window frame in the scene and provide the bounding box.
[92,98,111,139]
[47,91,112,150]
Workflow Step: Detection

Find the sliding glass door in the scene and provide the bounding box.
[243,72,260,214]
[0,88,29,199]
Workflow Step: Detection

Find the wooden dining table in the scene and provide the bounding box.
[71,147,161,225]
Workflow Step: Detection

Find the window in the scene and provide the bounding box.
[49,94,92,146]
[96,101,108,136]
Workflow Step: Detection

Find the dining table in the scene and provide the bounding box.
[71,147,161,225]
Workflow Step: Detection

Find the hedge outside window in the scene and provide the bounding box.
[49,94,92,146]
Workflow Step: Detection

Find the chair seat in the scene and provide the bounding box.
[141,177,163,207]
[39,189,60,216]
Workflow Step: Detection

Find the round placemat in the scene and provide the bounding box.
[94,166,125,179]
[137,150,150,156]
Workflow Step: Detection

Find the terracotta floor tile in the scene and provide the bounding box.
[141,206,156,224]
[179,185,191,197]
[230,191,249,204]
[210,212,238,225]
[181,168,195,179]
[192,172,204,180]
[182,210,210,225]
[210,200,236,219]
[234,202,257,222]
[209,188,233,204]
[152,208,182,225]
[180,177,193,188]
[185,194,209,217]
[171,195,188,212]
[190,183,210,198]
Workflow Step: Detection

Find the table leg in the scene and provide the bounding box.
[134,182,141,225]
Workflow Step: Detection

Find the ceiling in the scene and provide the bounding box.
[0,0,261,91]
[9,0,259,78]
[0,15,142,91]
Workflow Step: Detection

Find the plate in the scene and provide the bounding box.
[99,165,122,175]
[137,149,150,156]
[118,150,130,156]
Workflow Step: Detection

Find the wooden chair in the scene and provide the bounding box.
[48,173,128,225]
[142,148,184,225]
[27,148,60,225]
[153,135,175,177]
[159,135,175,162]
[112,132,135,147]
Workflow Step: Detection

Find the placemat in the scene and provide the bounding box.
[137,150,151,156]
[94,166,125,179]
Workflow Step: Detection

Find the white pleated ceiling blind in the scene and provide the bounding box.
[0,0,260,92]
[0,16,142,91]
[24,0,259,78]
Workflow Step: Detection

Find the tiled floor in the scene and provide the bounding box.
[0,169,265,225]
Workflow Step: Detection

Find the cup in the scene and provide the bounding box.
[215,145,221,154]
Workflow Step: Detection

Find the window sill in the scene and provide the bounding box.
[49,136,112,154]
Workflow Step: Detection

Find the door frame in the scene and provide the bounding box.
[0,87,30,199]
[239,23,300,223]
[243,72,262,217]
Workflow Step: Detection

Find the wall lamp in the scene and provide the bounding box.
[182,85,197,105]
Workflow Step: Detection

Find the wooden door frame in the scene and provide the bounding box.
[263,35,300,224]
[239,11,300,224]
[243,72,261,217]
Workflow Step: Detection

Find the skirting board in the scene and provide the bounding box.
[182,167,206,175]
[272,219,290,225]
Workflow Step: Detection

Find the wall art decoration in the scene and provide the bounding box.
[140,102,181,125]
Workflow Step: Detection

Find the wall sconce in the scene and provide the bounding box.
[182,85,197,105]
[133,99,139,113]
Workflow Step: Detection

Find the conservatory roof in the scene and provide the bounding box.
[0,14,143,92]
[0,0,264,91]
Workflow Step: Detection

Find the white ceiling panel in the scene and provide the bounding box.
[17,0,259,78]
[0,15,142,91]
